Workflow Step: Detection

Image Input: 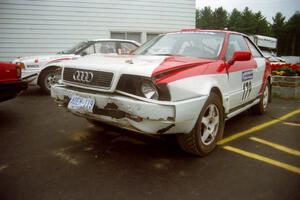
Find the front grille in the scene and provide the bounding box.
[63,67,114,89]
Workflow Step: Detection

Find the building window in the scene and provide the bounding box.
[147,33,160,41]
[111,32,141,43]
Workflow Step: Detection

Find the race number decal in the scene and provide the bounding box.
[242,70,253,100]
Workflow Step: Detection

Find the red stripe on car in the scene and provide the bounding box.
[45,57,72,65]
[153,56,257,84]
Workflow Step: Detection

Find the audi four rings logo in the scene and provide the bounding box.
[72,70,94,83]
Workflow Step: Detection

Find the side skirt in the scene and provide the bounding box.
[225,97,260,120]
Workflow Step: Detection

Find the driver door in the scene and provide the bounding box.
[225,34,257,111]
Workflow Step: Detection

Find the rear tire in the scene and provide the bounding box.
[39,67,61,95]
[176,92,225,156]
[252,80,270,115]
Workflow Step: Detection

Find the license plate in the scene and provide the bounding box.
[68,95,95,113]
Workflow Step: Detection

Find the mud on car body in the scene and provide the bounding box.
[51,29,272,156]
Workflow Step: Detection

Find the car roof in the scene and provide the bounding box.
[87,38,140,45]
[169,29,248,37]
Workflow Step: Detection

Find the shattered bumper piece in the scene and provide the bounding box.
[51,85,208,134]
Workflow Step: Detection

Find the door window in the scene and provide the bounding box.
[119,42,138,54]
[225,34,249,60]
[245,38,263,58]
[95,42,117,54]
[80,44,95,56]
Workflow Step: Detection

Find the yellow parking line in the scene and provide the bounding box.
[249,137,300,157]
[223,146,300,174]
[218,109,300,145]
[282,122,300,127]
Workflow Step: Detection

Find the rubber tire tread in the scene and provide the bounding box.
[39,68,60,95]
[176,92,224,156]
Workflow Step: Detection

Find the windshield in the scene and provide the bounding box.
[59,41,90,54]
[133,32,225,59]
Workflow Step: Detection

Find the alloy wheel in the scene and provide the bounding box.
[200,104,220,145]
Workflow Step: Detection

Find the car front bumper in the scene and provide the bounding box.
[51,85,208,134]
[0,80,28,102]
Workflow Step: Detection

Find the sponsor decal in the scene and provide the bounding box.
[27,64,39,68]
[242,70,253,81]
[242,70,253,100]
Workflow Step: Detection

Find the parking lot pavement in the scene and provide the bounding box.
[0,86,299,200]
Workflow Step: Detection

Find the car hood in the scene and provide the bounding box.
[13,54,76,65]
[59,54,215,78]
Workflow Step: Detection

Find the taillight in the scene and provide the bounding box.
[16,66,22,78]
[16,62,25,69]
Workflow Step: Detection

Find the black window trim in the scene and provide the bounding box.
[224,33,251,61]
[76,41,96,55]
[243,36,264,58]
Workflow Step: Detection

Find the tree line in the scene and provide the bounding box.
[196,7,300,56]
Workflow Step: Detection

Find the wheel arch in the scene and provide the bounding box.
[37,65,61,86]
[210,86,226,113]
[267,75,272,103]
[210,87,223,101]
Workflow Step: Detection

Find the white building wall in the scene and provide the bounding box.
[0,0,195,61]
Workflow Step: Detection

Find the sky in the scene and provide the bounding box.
[196,0,300,22]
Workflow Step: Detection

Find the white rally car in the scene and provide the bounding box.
[13,39,140,94]
[51,29,272,156]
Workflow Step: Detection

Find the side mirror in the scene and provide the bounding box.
[228,51,252,65]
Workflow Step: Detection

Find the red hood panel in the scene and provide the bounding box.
[152,56,215,77]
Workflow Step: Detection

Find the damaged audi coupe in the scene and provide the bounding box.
[51,29,271,156]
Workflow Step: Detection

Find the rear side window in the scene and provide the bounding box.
[119,42,138,54]
[95,42,117,54]
[225,34,249,60]
[245,37,263,58]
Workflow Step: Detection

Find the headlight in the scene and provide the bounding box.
[141,80,159,100]
[116,75,170,101]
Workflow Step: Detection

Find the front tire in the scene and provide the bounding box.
[39,68,61,95]
[176,92,225,156]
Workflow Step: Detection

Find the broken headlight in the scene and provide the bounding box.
[116,74,170,101]
[140,80,159,100]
